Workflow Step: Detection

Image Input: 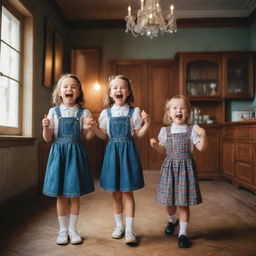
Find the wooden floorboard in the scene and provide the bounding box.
[0,171,256,256]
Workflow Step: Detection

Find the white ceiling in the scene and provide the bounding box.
[56,0,256,20]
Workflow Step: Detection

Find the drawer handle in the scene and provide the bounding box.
[239,132,249,137]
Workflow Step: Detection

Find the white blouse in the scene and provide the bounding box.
[47,104,92,136]
[98,104,143,136]
[158,123,201,151]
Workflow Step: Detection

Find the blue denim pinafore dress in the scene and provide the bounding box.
[43,106,95,197]
[100,107,144,192]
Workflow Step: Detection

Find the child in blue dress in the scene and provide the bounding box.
[42,73,95,245]
[90,74,150,245]
[150,95,207,248]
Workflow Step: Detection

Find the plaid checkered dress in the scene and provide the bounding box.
[156,125,202,206]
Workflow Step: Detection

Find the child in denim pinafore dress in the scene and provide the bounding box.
[42,74,95,246]
[91,75,151,246]
[150,95,207,249]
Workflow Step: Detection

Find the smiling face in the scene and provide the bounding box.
[168,98,189,125]
[109,78,130,106]
[58,77,81,107]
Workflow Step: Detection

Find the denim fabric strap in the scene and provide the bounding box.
[106,108,112,118]
[127,106,134,117]
[55,106,61,118]
[76,108,84,119]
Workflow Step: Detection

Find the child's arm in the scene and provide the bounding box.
[134,110,151,138]
[194,127,207,151]
[42,115,54,142]
[83,117,95,140]
[87,118,108,140]
[150,138,166,154]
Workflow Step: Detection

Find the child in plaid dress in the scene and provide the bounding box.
[150,95,207,248]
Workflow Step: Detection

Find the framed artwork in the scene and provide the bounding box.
[43,19,54,88]
[53,31,64,84]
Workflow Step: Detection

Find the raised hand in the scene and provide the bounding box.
[150,138,158,148]
[42,114,50,127]
[196,127,206,137]
[141,110,151,124]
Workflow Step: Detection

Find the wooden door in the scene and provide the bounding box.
[111,60,177,170]
[147,60,177,170]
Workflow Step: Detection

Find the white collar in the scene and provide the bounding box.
[172,123,188,129]
[112,104,129,111]
[60,104,78,111]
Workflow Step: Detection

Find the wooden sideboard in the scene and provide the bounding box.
[223,122,256,193]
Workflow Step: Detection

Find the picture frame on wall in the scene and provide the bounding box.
[53,31,64,84]
[43,19,54,88]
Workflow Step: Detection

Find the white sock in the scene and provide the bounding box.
[168,213,178,223]
[69,214,79,232]
[125,216,134,233]
[179,221,188,237]
[58,215,68,232]
[114,213,124,228]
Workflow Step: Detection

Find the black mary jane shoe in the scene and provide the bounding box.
[178,235,190,248]
[164,220,179,236]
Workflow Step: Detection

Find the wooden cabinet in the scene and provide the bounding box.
[222,125,256,193]
[193,127,222,179]
[223,52,254,98]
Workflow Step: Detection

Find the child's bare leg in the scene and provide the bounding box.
[113,191,123,214]
[69,197,82,244]
[57,196,68,216]
[112,191,124,238]
[123,192,135,217]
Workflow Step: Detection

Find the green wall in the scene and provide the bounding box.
[68,26,253,118]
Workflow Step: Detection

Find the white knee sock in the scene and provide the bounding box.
[168,213,178,223]
[125,216,134,233]
[69,214,79,232]
[58,215,68,232]
[179,221,188,237]
[114,213,124,228]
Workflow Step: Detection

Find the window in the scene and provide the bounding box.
[0,6,21,133]
[0,2,33,136]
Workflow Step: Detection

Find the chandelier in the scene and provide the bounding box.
[125,0,177,39]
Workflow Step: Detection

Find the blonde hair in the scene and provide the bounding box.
[52,73,85,106]
[104,74,134,107]
[163,95,191,125]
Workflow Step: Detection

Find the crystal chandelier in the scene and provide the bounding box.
[125,0,177,39]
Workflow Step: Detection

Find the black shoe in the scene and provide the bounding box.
[178,235,190,248]
[164,220,179,236]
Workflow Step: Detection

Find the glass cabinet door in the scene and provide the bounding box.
[224,53,254,98]
[186,60,220,97]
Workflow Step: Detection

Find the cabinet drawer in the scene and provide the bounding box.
[236,143,253,164]
[237,127,254,140]
[235,162,253,183]
[223,127,237,139]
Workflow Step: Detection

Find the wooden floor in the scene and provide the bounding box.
[1,171,256,256]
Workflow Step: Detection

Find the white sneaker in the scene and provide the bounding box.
[69,230,83,244]
[111,226,125,239]
[125,230,137,245]
[56,230,68,245]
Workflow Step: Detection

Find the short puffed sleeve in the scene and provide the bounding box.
[158,127,167,146]
[132,107,143,130]
[98,109,108,130]
[47,107,56,129]
[191,124,201,145]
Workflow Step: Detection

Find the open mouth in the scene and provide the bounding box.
[116,94,123,99]
[176,114,183,119]
[65,93,73,98]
